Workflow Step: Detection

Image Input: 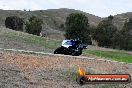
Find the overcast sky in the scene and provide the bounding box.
[0,0,132,17]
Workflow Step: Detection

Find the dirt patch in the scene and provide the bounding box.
[0,51,132,88]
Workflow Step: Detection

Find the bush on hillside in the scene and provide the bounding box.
[25,16,43,36]
[114,18,132,50]
[92,15,118,47]
[65,13,91,44]
[5,16,24,31]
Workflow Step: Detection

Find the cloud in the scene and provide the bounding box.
[0,0,132,17]
[0,0,42,10]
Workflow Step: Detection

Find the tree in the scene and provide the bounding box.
[5,16,24,31]
[25,16,43,36]
[116,18,132,50]
[65,13,91,44]
[93,16,117,47]
[108,15,114,22]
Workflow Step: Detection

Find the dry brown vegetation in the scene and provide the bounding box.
[0,51,132,88]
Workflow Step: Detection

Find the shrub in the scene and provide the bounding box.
[65,13,91,44]
[5,16,24,31]
[25,16,43,36]
[93,16,117,47]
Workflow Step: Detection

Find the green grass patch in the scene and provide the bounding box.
[83,50,132,63]
[3,29,61,49]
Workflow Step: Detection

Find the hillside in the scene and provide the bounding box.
[0,26,61,52]
[0,8,103,40]
[43,8,102,26]
[0,8,102,27]
[110,12,132,30]
[1,8,132,35]
[0,9,132,87]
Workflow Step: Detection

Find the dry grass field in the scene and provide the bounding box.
[0,50,132,88]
